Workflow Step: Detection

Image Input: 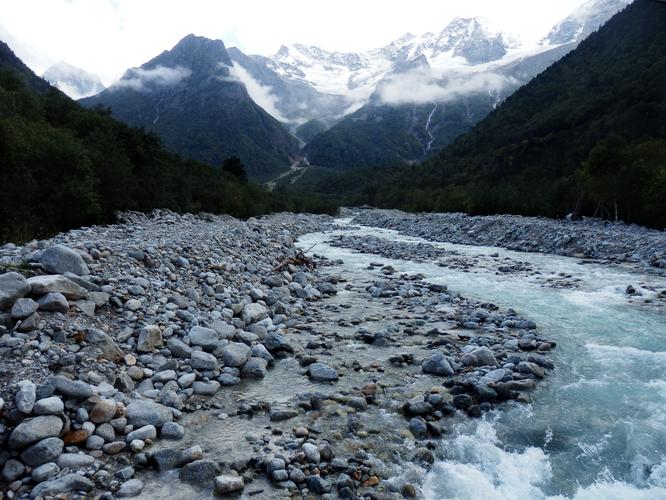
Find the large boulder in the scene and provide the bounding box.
[37,245,89,276]
[187,326,219,351]
[8,416,64,449]
[190,351,218,371]
[220,342,251,367]
[241,357,268,379]
[36,292,69,313]
[27,275,87,299]
[20,437,64,466]
[241,303,269,324]
[11,298,39,319]
[0,272,31,310]
[126,400,173,428]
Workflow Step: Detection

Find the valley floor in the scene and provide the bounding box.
[0,209,664,499]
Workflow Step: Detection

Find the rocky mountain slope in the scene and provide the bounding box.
[80,35,300,180]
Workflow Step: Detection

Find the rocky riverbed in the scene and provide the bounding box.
[349,209,666,271]
[1,208,662,499]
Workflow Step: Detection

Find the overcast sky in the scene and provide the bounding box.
[0,0,585,85]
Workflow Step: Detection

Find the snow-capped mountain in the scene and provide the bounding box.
[266,17,520,103]
[42,61,105,99]
[543,0,632,45]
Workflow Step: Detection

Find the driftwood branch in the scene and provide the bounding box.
[273,244,317,272]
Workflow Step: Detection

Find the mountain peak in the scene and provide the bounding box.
[43,61,105,99]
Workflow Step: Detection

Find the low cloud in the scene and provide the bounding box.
[377,66,517,105]
[115,65,191,91]
[227,62,290,123]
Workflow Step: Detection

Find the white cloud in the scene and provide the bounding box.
[378,66,516,105]
[228,62,291,123]
[0,0,587,85]
[114,65,191,91]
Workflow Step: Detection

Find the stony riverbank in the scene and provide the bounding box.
[348,209,666,270]
[0,209,557,499]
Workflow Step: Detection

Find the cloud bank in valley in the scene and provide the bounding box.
[115,65,192,91]
[227,62,290,123]
[377,66,517,105]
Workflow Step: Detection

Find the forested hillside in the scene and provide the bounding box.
[0,42,332,242]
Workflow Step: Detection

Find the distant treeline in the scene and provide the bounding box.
[0,69,335,242]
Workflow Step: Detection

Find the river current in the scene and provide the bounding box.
[297,219,666,500]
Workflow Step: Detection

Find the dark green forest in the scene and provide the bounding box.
[306,0,666,228]
[0,63,334,242]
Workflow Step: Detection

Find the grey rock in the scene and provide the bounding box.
[126,400,173,428]
[167,337,192,358]
[73,299,96,316]
[38,245,90,276]
[27,275,88,299]
[57,453,95,469]
[31,462,60,483]
[36,292,69,313]
[192,380,221,396]
[137,325,163,352]
[471,346,499,367]
[15,379,37,414]
[94,422,116,442]
[241,357,268,378]
[21,437,64,466]
[0,272,31,310]
[86,435,105,450]
[421,350,455,376]
[269,406,299,421]
[302,442,320,463]
[264,331,293,353]
[54,375,93,399]
[86,328,124,362]
[214,475,245,494]
[305,474,330,494]
[1,459,25,482]
[34,396,64,415]
[117,479,144,497]
[517,361,545,378]
[125,425,157,443]
[8,415,63,449]
[251,343,274,363]
[11,298,39,319]
[220,342,251,367]
[190,350,218,371]
[30,473,94,499]
[188,326,219,350]
[307,362,338,381]
[179,459,219,483]
[241,303,269,324]
[408,417,428,439]
[161,422,185,440]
